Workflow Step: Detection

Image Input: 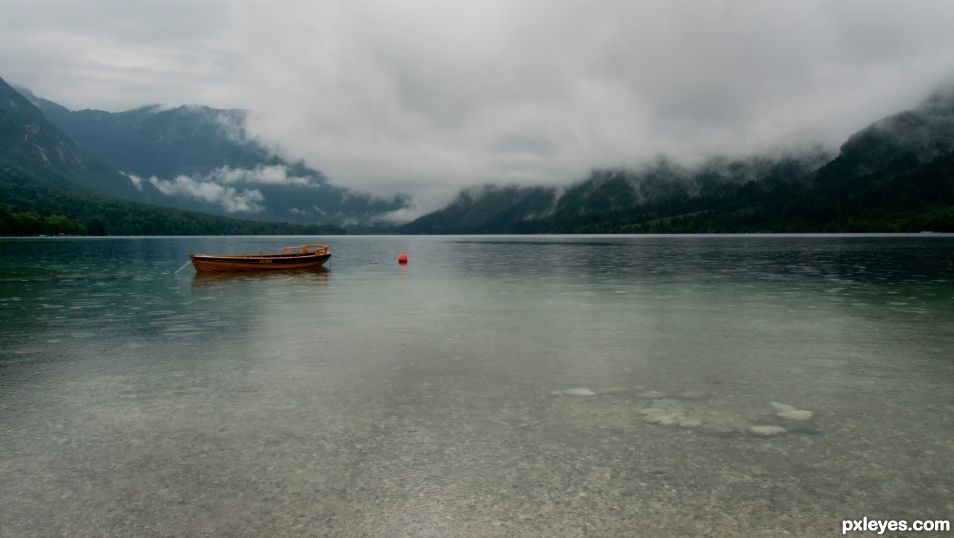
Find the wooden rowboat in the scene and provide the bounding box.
[190,243,331,272]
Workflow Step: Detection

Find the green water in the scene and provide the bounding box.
[1,235,952,536]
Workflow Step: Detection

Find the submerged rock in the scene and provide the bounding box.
[639,400,702,428]
[551,388,596,396]
[676,416,702,428]
[597,387,634,395]
[777,409,813,421]
[748,425,787,436]
[771,402,813,421]
[676,389,710,400]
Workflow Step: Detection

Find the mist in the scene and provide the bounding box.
[3,0,954,213]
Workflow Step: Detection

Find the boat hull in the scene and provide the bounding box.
[191,253,331,272]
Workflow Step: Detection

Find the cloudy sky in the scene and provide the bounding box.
[2,0,954,209]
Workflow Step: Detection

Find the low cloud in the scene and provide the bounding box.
[232,0,954,210]
[134,164,322,213]
[148,174,265,213]
[125,173,144,191]
[370,206,424,224]
[209,165,314,187]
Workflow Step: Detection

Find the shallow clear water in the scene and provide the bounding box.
[1,235,952,536]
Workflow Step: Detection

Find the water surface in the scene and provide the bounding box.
[1,235,952,536]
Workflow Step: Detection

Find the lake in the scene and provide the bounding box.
[1,235,952,536]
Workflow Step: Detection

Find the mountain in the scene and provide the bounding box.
[0,76,342,235]
[401,154,829,233]
[12,77,952,235]
[402,91,954,233]
[1,81,143,200]
[401,185,557,234]
[817,90,954,187]
[17,88,409,226]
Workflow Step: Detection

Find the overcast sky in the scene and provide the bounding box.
[2,0,954,208]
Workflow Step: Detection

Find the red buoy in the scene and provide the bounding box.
[398,252,408,264]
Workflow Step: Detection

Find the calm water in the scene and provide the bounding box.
[1,235,952,536]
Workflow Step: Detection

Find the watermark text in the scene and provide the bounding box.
[842,517,950,535]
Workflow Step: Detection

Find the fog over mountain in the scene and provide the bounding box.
[2,1,954,215]
[400,89,954,234]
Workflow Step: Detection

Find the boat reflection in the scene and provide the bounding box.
[190,266,330,288]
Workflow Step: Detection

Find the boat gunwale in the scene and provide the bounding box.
[191,243,331,262]
[191,252,330,261]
